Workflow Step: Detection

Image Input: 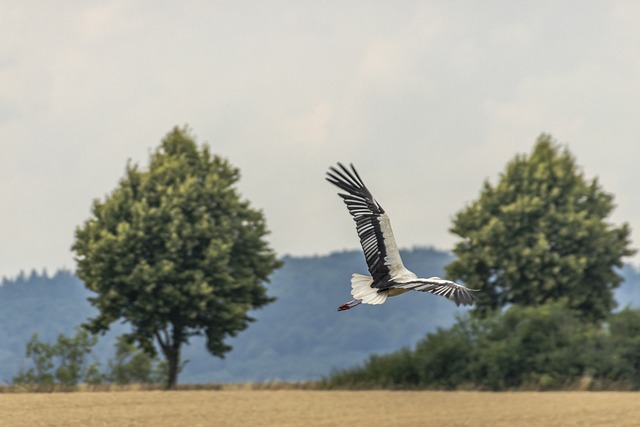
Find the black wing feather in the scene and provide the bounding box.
[326,163,392,284]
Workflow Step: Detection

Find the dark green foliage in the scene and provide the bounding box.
[324,348,419,389]
[104,336,167,385]
[596,308,640,388]
[447,134,635,321]
[323,302,640,390]
[466,302,598,390]
[413,319,474,388]
[72,126,281,388]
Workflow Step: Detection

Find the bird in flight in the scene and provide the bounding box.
[326,162,477,311]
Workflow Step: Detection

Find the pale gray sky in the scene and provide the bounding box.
[2,1,640,278]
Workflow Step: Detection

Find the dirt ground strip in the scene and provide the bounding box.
[1,390,640,427]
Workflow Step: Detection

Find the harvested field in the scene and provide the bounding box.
[1,390,640,427]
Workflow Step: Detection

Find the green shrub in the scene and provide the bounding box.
[323,302,640,390]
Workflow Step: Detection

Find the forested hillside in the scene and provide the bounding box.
[1,248,639,384]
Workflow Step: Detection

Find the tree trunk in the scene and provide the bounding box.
[166,345,180,390]
[156,324,182,390]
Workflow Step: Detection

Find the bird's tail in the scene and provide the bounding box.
[350,274,387,305]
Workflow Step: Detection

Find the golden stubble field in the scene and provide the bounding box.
[2,390,640,427]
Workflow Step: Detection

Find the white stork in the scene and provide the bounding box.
[326,162,477,311]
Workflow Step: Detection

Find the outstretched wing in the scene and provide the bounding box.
[396,278,477,306]
[326,163,406,286]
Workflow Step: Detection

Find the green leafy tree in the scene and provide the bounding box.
[598,308,640,388]
[72,126,281,389]
[13,329,101,387]
[105,335,167,385]
[12,333,55,386]
[53,328,100,386]
[446,134,635,321]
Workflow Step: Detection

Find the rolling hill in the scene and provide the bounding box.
[1,248,639,384]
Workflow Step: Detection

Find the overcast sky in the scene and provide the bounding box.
[2,1,640,279]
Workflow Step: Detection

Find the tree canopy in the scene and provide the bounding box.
[72,126,281,388]
[446,134,635,321]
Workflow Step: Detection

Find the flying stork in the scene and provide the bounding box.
[326,162,477,311]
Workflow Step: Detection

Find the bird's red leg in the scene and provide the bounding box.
[338,300,362,311]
